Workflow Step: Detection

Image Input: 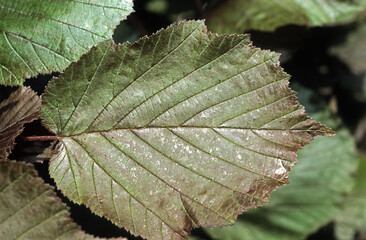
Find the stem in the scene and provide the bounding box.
[20,136,59,141]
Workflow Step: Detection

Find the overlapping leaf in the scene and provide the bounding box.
[205,84,358,240]
[41,21,333,240]
[0,87,41,160]
[0,160,126,240]
[0,0,133,86]
[207,0,366,33]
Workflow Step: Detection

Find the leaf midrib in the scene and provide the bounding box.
[59,0,127,10]
[59,126,328,138]
[0,4,107,38]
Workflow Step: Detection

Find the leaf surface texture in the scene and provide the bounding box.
[0,160,125,240]
[205,84,358,240]
[0,87,41,160]
[41,21,334,240]
[0,0,133,86]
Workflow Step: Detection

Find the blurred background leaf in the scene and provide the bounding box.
[206,0,366,34]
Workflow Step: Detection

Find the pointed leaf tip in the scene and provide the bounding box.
[42,20,333,240]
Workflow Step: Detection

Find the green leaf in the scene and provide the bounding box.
[204,84,358,240]
[145,0,169,15]
[0,87,41,160]
[0,160,126,240]
[0,0,134,86]
[335,155,366,240]
[207,0,365,33]
[41,20,333,240]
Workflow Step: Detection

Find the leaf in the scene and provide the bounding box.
[0,160,126,240]
[206,0,366,33]
[41,20,334,240]
[0,87,41,160]
[204,84,358,240]
[0,0,134,86]
[334,155,366,240]
[145,0,169,15]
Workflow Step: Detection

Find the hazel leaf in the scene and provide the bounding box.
[41,20,334,240]
[0,87,41,160]
[0,0,133,86]
[0,160,126,240]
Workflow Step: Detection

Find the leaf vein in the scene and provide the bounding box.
[251,130,298,149]
[86,25,202,131]
[92,162,103,213]
[62,46,110,131]
[178,56,279,126]
[116,37,250,128]
[6,31,72,62]
[212,128,293,162]
[15,208,66,239]
[129,130,263,202]
[110,179,121,225]
[62,142,81,200]
[0,5,106,38]
[100,132,229,220]
[169,129,286,183]
[219,91,295,126]
[2,31,34,74]
[0,190,52,226]
[69,137,184,237]
[258,105,302,128]
[0,170,31,195]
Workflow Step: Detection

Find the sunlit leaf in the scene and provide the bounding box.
[207,0,365,33]
[0,160,126,240]
[0,87,41,160]
[204,84,358,240]
[0,0,133,86]
[41,21,333,240]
